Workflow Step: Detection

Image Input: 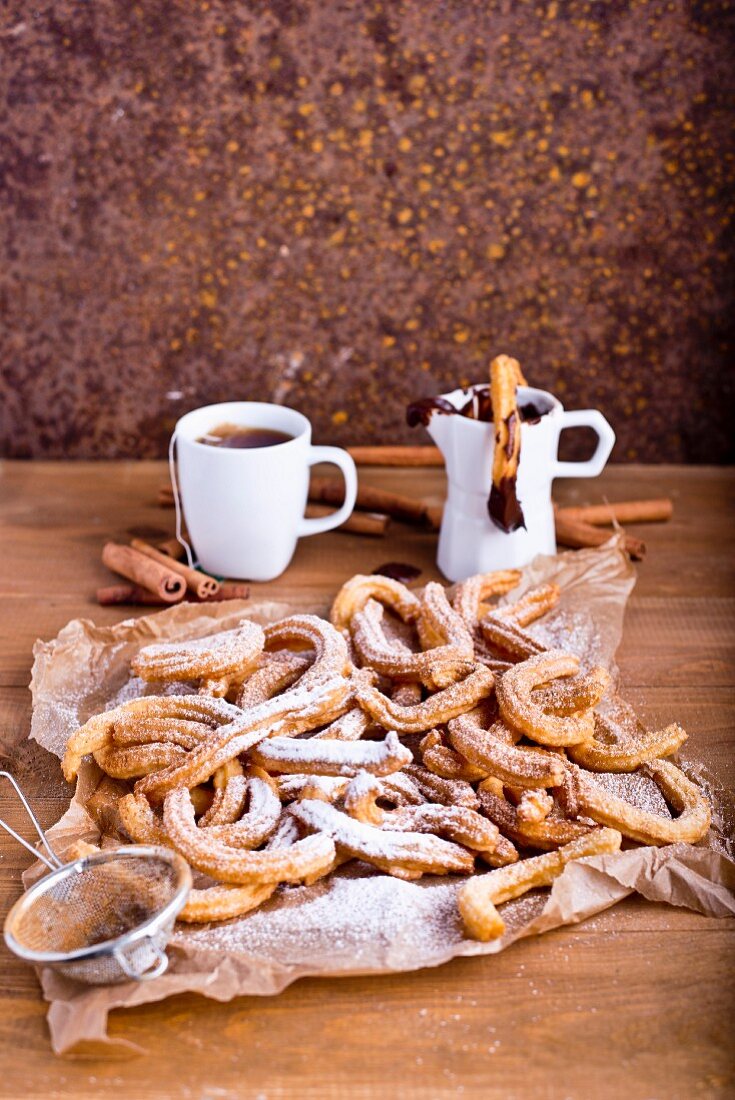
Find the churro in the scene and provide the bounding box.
[448,715,566,788]
[354,664,495,733]
[63,695,240,782]
[452,570,522,634]
[163,788,337,883]
[496,651,601,746]
[459,828,622,941]
[291,798,474,879]
[478,781,594,851]
[131,620,265,696]
[568,717,687,772]
[479,583,560,661]
[330,574,420,633]
[251,730,412,777]
[573,760,711,845]
[488,355,526,532]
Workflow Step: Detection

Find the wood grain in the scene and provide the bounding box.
[0,461,733,1099]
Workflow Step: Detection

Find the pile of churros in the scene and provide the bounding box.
[61,572,710,941]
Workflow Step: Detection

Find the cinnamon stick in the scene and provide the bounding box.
[210,583,251,601]
[156,537,186,560]
[101,542,186,602]
[555,499,673,527]
[96,584,170,606]
[309,476,443,531]
[305,503,390,536]
[554,512,646,561]
[158,486,174,507]
[346,446,443,467]
[131,538,221,599]
[97,581,250,607]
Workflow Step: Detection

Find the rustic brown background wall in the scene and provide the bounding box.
[1,0,733,462]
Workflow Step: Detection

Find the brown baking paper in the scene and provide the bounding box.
[24,541,735,1055]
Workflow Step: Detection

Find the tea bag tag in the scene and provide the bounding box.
[168,431,196,569]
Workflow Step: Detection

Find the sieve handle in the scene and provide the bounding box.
[0,771,62,871]
[114,941,169,982]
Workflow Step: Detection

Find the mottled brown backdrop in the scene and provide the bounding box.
[1,0,733,461]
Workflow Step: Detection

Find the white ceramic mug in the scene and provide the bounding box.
[425,385,616,581]
[171,401,358,581]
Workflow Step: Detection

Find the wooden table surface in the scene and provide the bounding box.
[0,461,733,1100]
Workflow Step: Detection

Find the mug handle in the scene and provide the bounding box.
[553,410,616,479]
[297,446,358,537]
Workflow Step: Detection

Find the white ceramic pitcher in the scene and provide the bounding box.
[426,385,616,582]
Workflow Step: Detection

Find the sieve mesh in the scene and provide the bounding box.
[11,854,180,955]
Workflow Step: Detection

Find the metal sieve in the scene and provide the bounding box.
[1,771,192,984]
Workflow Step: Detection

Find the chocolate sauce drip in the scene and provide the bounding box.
[489,479,525,532]
[405,396,457,427]
[518,400,549,424]
[488,412,526,532]
[406,388,553,427]
[372,562,422,584]
[407,385,551,535]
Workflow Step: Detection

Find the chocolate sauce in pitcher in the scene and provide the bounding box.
[406,385,553,534]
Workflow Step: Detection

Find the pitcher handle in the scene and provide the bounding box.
[553,410,616,479]
[297,447,358,536]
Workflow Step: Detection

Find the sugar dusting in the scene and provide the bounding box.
[583,771,672,818]
[174,867,467,969]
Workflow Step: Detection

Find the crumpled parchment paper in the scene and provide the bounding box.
[22,541,735,1054]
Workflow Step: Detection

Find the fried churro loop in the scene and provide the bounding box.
[351,593,474,691]
[479,584,560,661]
[448,715,566,789]
[236,651,312,709]
[330,574,421,633]
[131,617,353,802]
[62,695,240,782]
[118,789,167,846]
[198,773,249,827]
[534,668,611,717]
[452,571,522,633]
[478,782,594,851]
[480,618,546,662]
[343,772,384,824]
[459,828,622,941]
[383,804,500,853]
[162,788,337,883]
[496,651,597,746]
[179,881,278,923]
[251,730,412,778]
[200,777,281,849]
[499,584,562,628]
[355,664,495,733]
[264,614,352,684]
[416,582,475,657]
[420,729,488,782]
[111,716,212,750]
[291,798,474,879]
[131,620,265,695]
[573,759,711,845]
[478,835,520,868]
[404,764,480,809]
[567,717,688,772]
[93,741,187,779]
[136,674,352,804]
